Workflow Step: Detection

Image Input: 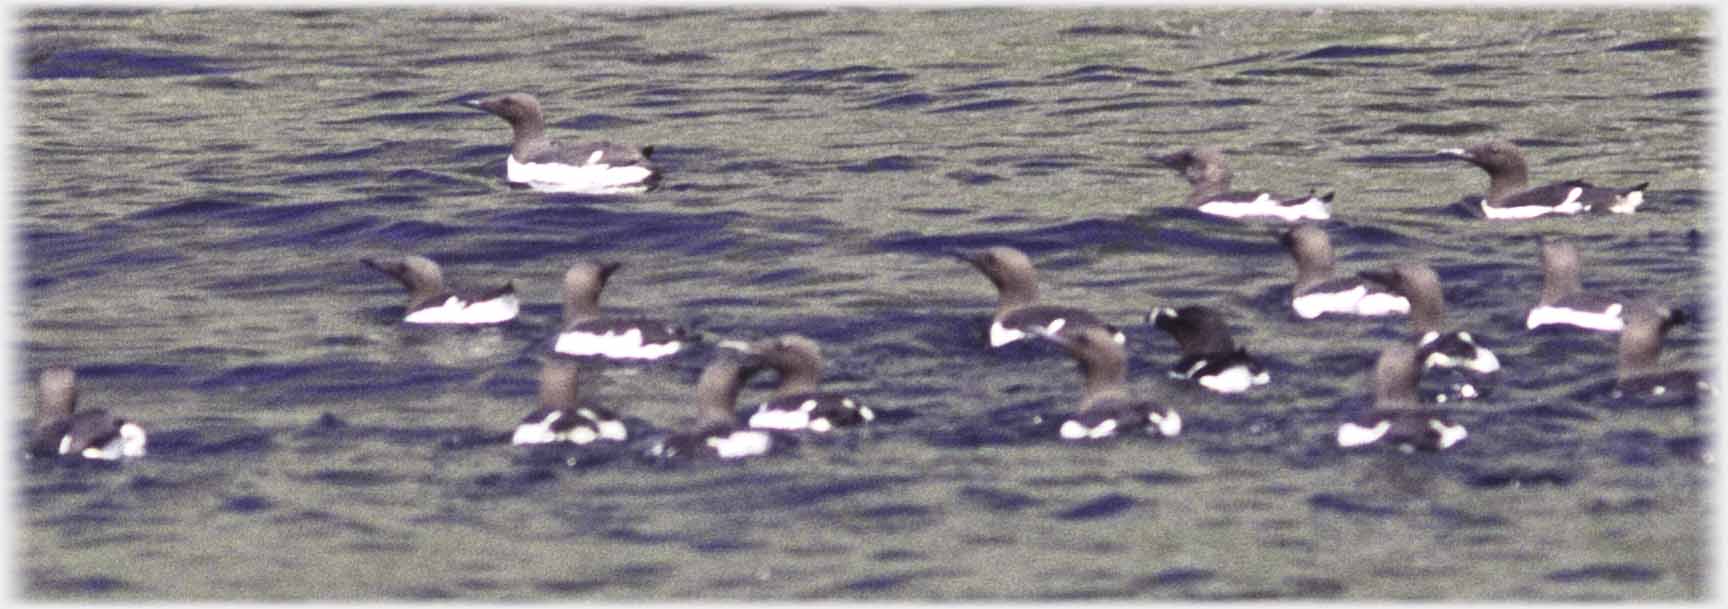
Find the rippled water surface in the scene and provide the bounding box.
[16,7,1711,600]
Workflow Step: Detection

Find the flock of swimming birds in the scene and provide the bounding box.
[28,92,1707,463]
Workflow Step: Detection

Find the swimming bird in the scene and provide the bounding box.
[1438,140,1647,219]
[1336,343,1469,452]
[1145,305,1269,393]
[955,246,1124,347]
[28,367,148,460]
[552,260,689,360]
[1525,237,1626,332]
[465,92,660,194]
[1613,301,1711,400]
[1357,262,1500,376]
[744,334,874,433]
[362,255,519,324]
[512,357,628,445]
[1034,325,1181,441]
[1155,145,1332,222]
[648,345,778,460]
[1279,225,1409,320]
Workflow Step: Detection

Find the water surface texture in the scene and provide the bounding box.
[17,8,1710,600]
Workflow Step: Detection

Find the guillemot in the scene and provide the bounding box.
[1525,237,1626,332]
[511,357,628,445]
[955,246,1124,347]
[1439,140,1647,219]
[27,367,148,460]
[465,92,660,194]
[648,345,778,460]
[1357,262,1501,400]
[552,260,689,360]
[743,334,874,433]
[1361,261,1499,399]
[1279,225,1410,320]
[1336,343,1469,452]
[1155,145,1332,222]
[362,255,519,325]
[1145,305,1269,393]
[1613,301,1711,400]
[1035,325,1181,441]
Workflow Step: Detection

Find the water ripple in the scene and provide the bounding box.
[28,47,232,79]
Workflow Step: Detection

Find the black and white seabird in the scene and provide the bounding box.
[1155,145,1332,222]
[1145,305,1269,393]
[1034,325,1181,441]
[648,346,777,460]
[552,260,688,360]
[1336,343,1469,452]
[1526,237,1626,332]
[1279,224,1410,320]
[955,246,1124,347]
[465,92,660,194]
[743,334,874,433]
[28,367,148,460]
[1613,301,1711,399]
[362,255,519,325]
[1357,262,1501,377]
[511,357,628,445]
[1439,140,1647,219]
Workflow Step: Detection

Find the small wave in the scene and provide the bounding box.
[28,47,231,79]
